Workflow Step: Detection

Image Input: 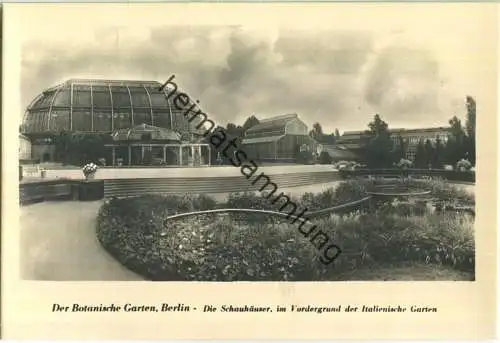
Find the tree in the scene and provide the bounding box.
[392,135,407,162]
[226,123,244,137]
[465,96,476,165]
[319,151,332,164]
[424,139,434,168]
[414,140,427,168]
[309,122,324,142]
[335,129,340,139]
[444,116,466,165]
[242,115,260,132]
[295,144,313,164]
[465,96,476,138]
[432,137,444,169]
[363,114,393,168]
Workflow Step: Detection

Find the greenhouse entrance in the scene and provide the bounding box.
[104,124,211,167]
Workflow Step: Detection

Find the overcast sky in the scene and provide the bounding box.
[16,4,495,133]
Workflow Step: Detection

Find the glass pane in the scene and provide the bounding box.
[38,112,48,131]
[31,111,47,132]
[74,90,91,107]
[133,109,151,126]
[49,110,70,132]
[152,110,171,129]
[94,110,112,132]
[24,112,36,132]
[72,110,92,131]
[53,89,71,106]
[129,87,151,107]
[113,109,132,129]
[149,92,169,107]
[31,112,41,131]
[74,85,91,91]
[171,108,190,132]
[26,112,35,132]
[111,87,132,107]
[93,90,112,107]
[33,92,55,108]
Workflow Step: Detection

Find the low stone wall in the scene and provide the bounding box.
[339,168,475,183]
[20,179,104,205]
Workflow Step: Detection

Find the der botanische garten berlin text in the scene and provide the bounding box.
[159,75,342,265]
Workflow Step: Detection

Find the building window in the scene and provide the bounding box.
[53,89,71,106]
[49,110,70,131]
[73,87,91,107]
[150,92,169,107]
[93,110,112,131]
[152,110,171,129]
[72,109,92,131]
[130,87,151,107]
[93,87,112,107]
[111,87,132,107]
[113,109,132,129]
[133,109,151,126]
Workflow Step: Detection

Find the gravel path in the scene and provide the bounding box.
[20,201,143,281]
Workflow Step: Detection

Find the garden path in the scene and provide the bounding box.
[20,201,144,281]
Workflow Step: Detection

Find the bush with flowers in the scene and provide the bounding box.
[396,158,412,169]
[82,162,98,180]
[456,159,472,172]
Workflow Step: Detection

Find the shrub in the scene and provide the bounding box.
[456,159,472,171]
[300,181,369,212]
[316,211,475,277]
[97,200,325,281]
[319,151,332,165]
[396,158,412,169]
[226,191,274,210]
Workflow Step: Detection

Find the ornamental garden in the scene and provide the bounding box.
[96,177,475,281]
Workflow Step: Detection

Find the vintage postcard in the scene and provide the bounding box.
[2,2,497,340]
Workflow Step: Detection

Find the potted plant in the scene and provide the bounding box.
[78,162,103,201]
[82,162,98,180]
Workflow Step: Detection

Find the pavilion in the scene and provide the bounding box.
[104,123,211,166]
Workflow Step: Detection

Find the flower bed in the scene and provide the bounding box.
[96,179,475,281]
[97,195,324,281]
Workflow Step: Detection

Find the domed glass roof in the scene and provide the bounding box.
[21,79,205,135]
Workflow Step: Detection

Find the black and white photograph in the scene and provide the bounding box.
[16,4,483,284]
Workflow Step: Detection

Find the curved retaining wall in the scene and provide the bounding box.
[103,171,342,197]
[19,166,476,205]
[19,169,343,204]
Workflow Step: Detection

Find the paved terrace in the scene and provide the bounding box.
[32,164,337,181]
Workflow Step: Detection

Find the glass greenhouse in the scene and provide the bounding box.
[21,79,203,134]
[20,79,211,166]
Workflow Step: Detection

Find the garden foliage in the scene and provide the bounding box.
[96,179,475,281]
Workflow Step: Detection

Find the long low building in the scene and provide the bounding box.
[336,127,451,161]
